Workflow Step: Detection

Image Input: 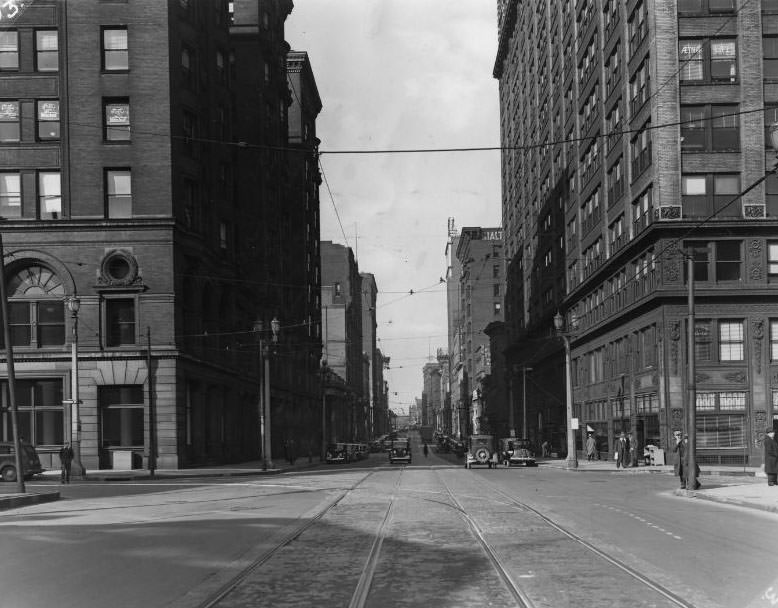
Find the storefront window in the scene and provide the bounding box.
[0,379,63,445]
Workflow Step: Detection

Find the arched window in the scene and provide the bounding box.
[5,265,65,347]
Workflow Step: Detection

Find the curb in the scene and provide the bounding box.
[0,490,60,511]
[673,488,778,514]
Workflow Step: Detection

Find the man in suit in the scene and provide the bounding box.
[764,427,777,487]
[615,432,629,468]
[671,430,685,488]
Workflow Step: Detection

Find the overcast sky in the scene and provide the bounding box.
[286,1,502,415]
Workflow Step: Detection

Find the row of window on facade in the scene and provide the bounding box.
[0,27,231,83]
[572,317,778,388]
[575,394,747,450]
[0,170,131,219]
[0,381,143,449]
[0,98,131,143]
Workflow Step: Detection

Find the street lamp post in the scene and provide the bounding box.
[554,311,578,469]
[521,366,532,441]
[320,360,328,462]
[254,317,280,471]
[66,296,84,479]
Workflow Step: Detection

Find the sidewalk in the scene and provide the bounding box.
[540,456,778,514]
[0,456,325,511]
[2,455,777,515]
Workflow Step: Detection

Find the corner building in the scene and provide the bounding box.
[495,0,778,466]
[0,0,322,470]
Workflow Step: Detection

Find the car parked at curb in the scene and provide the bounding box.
[0,441,44,482]
[465,435,496,469]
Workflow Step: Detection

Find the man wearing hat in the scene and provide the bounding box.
[764,427,777,487]
[615,432,629,469]
[671,430,685,488]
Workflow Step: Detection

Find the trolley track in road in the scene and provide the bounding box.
[193,469,379,608]
[473,475,698,608]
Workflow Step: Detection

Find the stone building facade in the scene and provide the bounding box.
[0,0,323,470]
[495,0,778,464]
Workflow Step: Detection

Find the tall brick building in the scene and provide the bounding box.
[495,0,778,464]
[0,0,323,470]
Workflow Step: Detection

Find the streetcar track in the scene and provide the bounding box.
[348,469,403,608]
[195,469,378,608]
[476,476,697,608]
[435,471,536,608]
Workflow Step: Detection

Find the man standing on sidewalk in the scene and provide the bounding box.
[764,427,777,487]
[59,442,74,484]
[672,430,685,488]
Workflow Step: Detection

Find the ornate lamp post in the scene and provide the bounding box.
[554,311,579,469]
[65,296,84,478]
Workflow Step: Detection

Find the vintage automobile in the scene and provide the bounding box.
[325,443,348,464]
[498,438,537,467]
[388,439,411,464]
[0,441,44,482]
[465,434,496,469]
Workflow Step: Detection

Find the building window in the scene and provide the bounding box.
[494,302,502,315]
[102,27,128,71]
[680,105,739,151]
[681,173,741,219]
[679,38,737,83]
[219,221,228,250]
[719,320,744,361]
[678,0,735,12]
[0,31,18,70]
[106,169,132,218]
[35,30,58,72]
[685,240,742,283]
[630,123,651,179]
[106,298,135,346]
[104,100,130,141]
[770,320,778,360]
[0,379,64,445]
[0,172,21,218]
[99,385,144,447]
[768,242,778,276]
[0,101,19,142]
[696,413,746,448]
[38,172,61,219]
[765,37,778,80]
[37,100,60,141]
[3,265,65,348]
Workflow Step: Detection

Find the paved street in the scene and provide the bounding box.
[1,439,774,608]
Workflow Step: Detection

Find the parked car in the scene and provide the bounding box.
[0,441,44,482]
[388,439,411,464]
[498,438,537,467]
[465,435,496,469]
[325,443,347,464]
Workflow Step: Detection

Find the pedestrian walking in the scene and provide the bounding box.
[59,442,74,484]
[423,443,429,457]
[764,427,778,487]
[680,434,701,490]
[541,440,550,457]
[629,431,639,467]
[615,432,629,468]
[586,433,596,461]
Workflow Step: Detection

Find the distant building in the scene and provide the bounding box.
[321,242,365,442]
[451,226,505,437]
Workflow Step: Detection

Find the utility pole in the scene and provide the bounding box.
[0,232,24,492]
[147,327,156,477]
[522,366,532,440]
[687,254,697,490]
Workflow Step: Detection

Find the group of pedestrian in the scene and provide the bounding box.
[613,431,640,468]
